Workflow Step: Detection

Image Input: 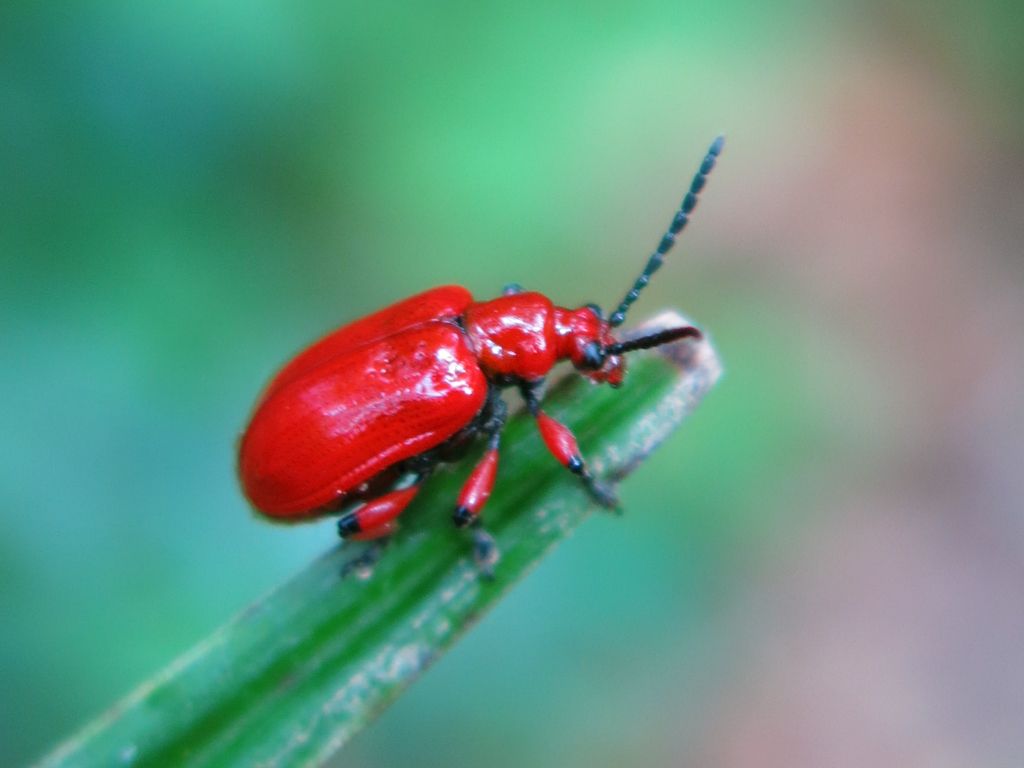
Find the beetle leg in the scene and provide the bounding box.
[452,434,502,578]
[348,521,397,542]
[337,485,421,539]
[453,394,507,577]
[338,483,424,578]
[453,438,500,528]
[521,383,620,510]
[452,393,507,527]
[469,520,499,578]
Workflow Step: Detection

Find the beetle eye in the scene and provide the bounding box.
[583,303,603,320]
[581,340,605,370]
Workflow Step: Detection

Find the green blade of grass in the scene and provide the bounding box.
[37,311,721,768]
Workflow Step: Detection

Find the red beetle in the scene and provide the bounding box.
[239,136,723,573]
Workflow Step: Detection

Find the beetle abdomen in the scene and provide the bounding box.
[239,321,487,517]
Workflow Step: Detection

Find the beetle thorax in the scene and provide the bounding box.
[462,293,622,385]
[462,293,558,382]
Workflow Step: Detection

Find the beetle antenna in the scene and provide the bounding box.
[604,325,701,355]
[608,135,724,328]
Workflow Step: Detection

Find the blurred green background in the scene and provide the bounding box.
[3,1,1023,765]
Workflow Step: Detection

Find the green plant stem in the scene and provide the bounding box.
[37,311,721,768]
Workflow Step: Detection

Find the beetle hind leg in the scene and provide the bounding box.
[337,485,421,539]
[453,436,502,578]
[338,484,422,578]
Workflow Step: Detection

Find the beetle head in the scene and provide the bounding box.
[557,305,701,388]
[555,305,618,385]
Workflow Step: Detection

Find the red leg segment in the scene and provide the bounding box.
[535,411,582,468]
[337,485,420,540]
[453,448,499,528]
[533,409,618,508]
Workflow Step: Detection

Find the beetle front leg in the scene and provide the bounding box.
[521,383,620,509]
